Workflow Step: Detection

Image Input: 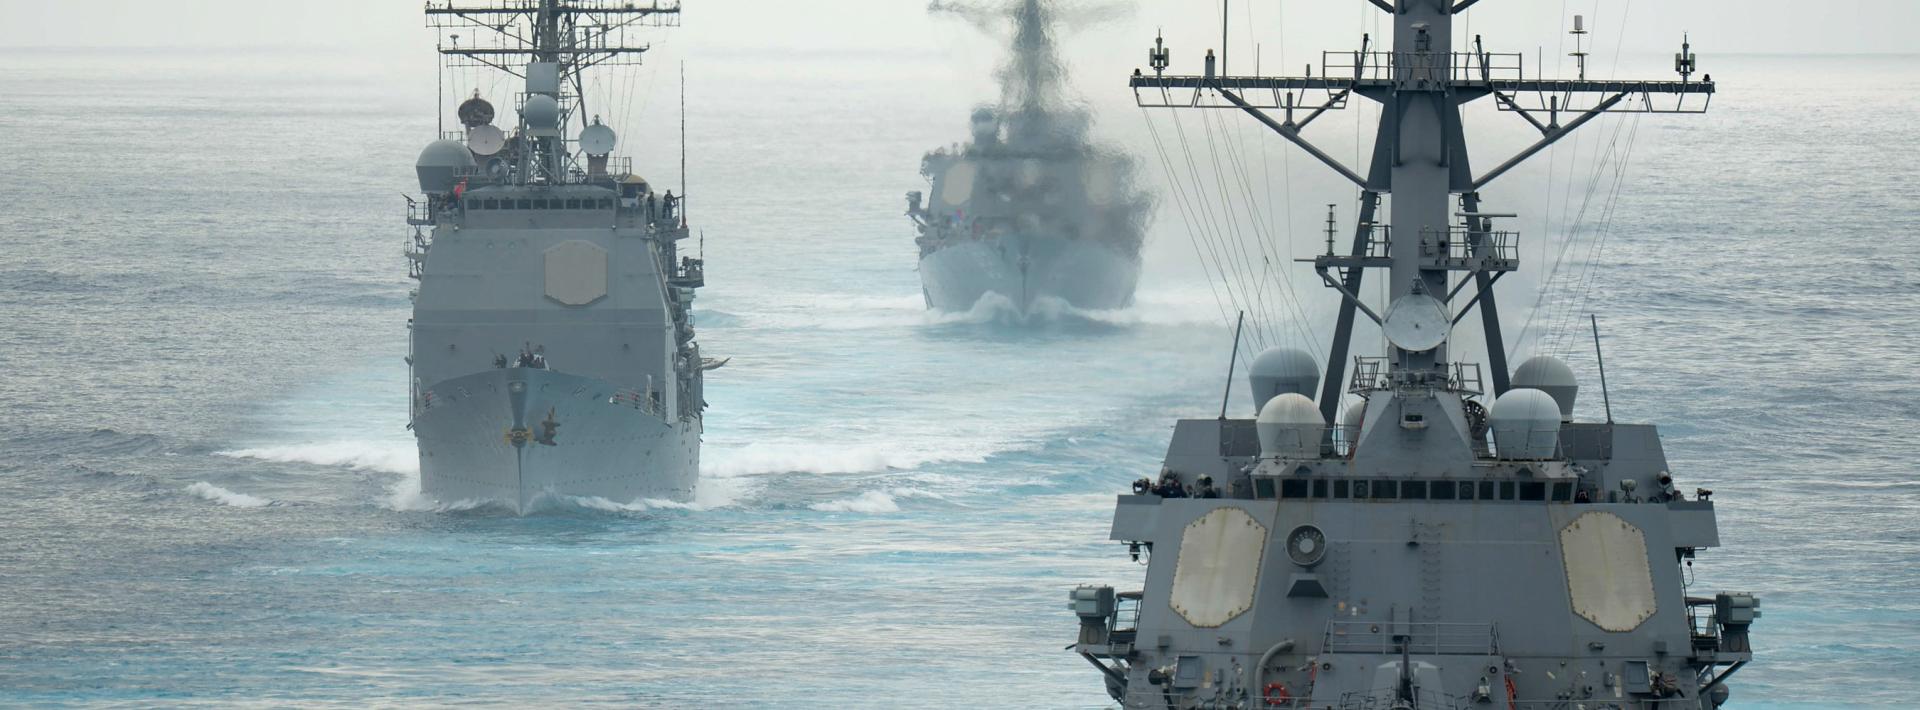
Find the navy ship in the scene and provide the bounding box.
[907,0,1150,314]
[406,1,708,513]
[1069,4,1759,708]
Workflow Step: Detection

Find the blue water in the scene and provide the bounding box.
[1,46,1916,708]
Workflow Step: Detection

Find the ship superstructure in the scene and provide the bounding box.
[1069,3,1758,708]
[407,0,708,513]
[906,0,1151,313]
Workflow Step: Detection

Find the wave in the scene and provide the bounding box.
[702,443,936,477]
[215,441,429,512]
[809,490,901,513]
[185,481,274,508]
[216,441,416,475]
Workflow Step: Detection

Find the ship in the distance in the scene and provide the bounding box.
[907,0,1150,314]
[406,0,710,513]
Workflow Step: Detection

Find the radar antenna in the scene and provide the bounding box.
[1131,0,1714,422]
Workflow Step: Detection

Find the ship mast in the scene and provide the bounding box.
[1135,0,1711,423]
[425,0,680,184]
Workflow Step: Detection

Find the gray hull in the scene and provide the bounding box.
[918,232,1138,312]
[414,366,698,513]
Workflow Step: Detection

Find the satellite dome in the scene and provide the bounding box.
[521,94,561,132]
[415,139,475,193]
[1256,393,1325,459]
[1248,347,1319,413]
[1490,388,1562,460]
[1512,355,1579,421]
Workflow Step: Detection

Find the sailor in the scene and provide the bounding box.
[1132,478,1153,495]
[1194,475,1219,499]
[1154,471,1188,498]
[663,190,677,221]
[647,193,658,222]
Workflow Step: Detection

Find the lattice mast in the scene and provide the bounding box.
[425,0,680,185]
[1134,0,1711,422]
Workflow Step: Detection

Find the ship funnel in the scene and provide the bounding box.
[1490,388,1562,460]
[1512,355,1579,421]
[415,139,475,193]
[1257,393,1325,459]
[1248,347,1320,414]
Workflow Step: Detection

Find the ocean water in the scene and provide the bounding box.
[0,43,1916,709]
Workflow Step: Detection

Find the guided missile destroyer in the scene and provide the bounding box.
[1069,4,1759,708]
[907,0,1150,314]
[406,1,707,513]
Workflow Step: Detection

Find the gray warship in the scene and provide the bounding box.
[406,1,707,513]
[1069,4,1760,708]
[907,0,1151,314]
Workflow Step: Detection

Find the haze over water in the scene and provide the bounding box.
[0,26,1916,710]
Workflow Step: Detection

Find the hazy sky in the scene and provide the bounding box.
[1,0,1914,57]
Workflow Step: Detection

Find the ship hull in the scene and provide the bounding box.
[413,366,699,513]
[918,232,1138,312]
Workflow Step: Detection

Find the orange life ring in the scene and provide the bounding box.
[1263,681,1291,706]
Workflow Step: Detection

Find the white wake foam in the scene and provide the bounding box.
[185,481,273,508]
[702,443,935,477]
[216,442,417,475]
[809,490,901,513]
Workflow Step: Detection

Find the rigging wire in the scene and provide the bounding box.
[1511,0,1644,360]
[1213,108,1322,356]
[1171,106,1269,349]
[1142,107,1235,332]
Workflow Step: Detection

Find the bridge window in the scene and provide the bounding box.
[1312,479,1329,499]
[1431,481,1458,500]
[1519,481,1547,501]
[1254,478,1275,500]
[1372,480,1397,500]
[1350,481,1368,499]
[484,198,499,209]
[1551,481,1574,502]
[1401,481,1428,500]
[1281,479,1310,499]
[1334,480,1350,499]
[516,199,532,210]
[1499,481,1517,500]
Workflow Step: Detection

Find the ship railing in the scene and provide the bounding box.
[609,388,663,418]
[1348,358,1485,397]
[1323,621,1501,656]
[595,155,634,179]
[1321,50,1525,85]
[1419,226,1520,271]
[1331,424,1361,457]
[406,199,437,226]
